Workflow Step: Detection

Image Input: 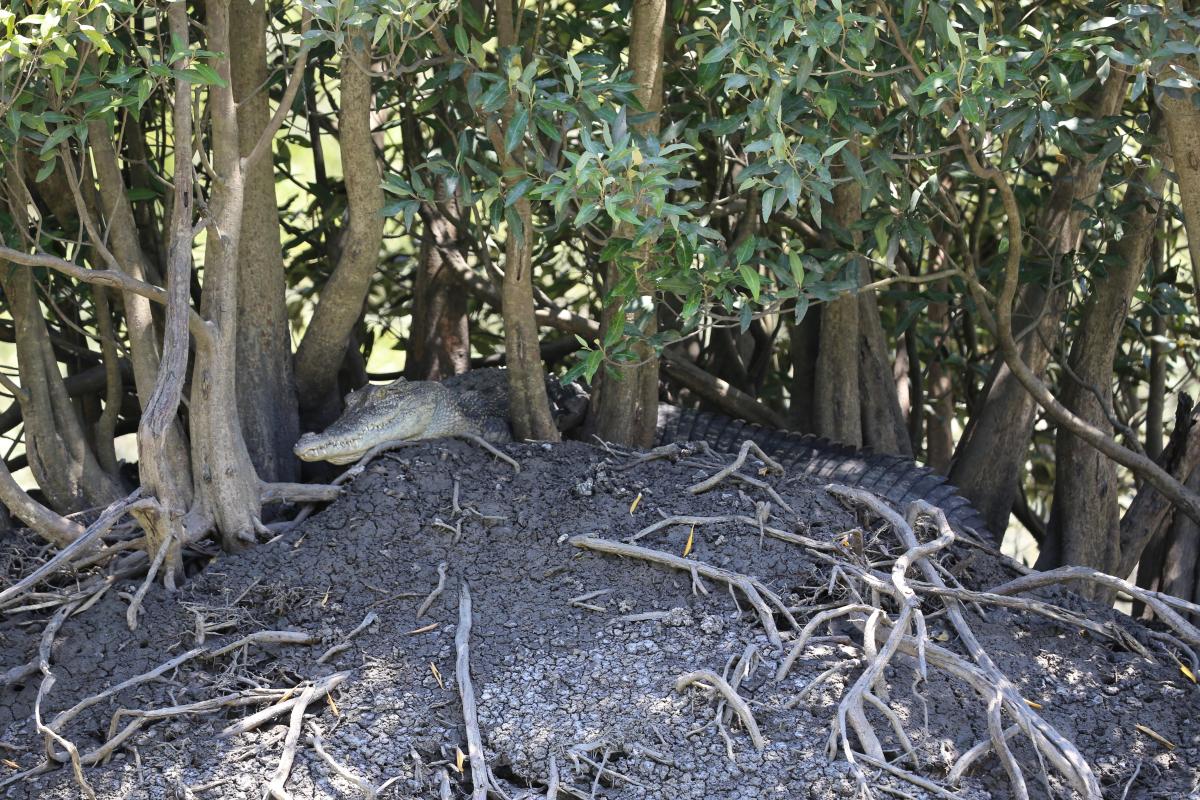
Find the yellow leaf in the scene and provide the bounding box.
[683,525,695,557]
[1135,723,1176,750]
[629,492,642,514]
[1024,698,1043,710]
[3,759,19,770]
[431,662,444,689]
[321,589,331,607]
[455,747,466,773]
[327,693,340,717]
[1182,664,1197,684]
[408,623,438,635]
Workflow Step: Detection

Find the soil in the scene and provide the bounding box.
[0,439,1197,800]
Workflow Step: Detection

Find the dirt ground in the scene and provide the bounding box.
[1,439,1198,799]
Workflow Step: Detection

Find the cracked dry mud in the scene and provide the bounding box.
[1,439,1198,799]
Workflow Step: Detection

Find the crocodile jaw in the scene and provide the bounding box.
[293,380,436,464]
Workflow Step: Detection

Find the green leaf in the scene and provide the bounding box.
[739,264,761,300]
[505,105,529,154]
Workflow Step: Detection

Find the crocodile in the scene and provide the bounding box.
[294,368,991,542]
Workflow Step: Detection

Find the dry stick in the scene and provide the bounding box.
[307,721,378,800]
[416,562,449,619]
[209,630,317,659]
[265,684,317,800]
[674,670,765,751]
[830,487,1100,800]
[0,489,143,608]
[776,605,875,681]
[219,672,349,738]
[688,440,784,493]
[570,535,786,648]
[987,567,1200,650]
[318,610,378,664]
[456,583,489,800]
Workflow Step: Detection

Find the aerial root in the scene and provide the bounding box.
[264,683,317,800]
[804,486,1102,800]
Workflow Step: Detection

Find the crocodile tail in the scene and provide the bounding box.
[654,406,993,543]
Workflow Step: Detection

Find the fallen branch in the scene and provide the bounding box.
[317,611,378,664]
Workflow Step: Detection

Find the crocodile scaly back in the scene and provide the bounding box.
[655,406,992,543]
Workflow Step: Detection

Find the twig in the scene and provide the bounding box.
[454,434,520,472]
[126,526,176,630]
[307,721,378,799]
[456,582,489,800]
[209,630,318,659]
[0,489,143,608]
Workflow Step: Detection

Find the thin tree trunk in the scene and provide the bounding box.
[589,0,666,448]
[951,69,1129,534]
[230,0,300,482]
[191,0,266,547]
[293,35,385,429]
[1040,163,1165,576]
[787,310,820,432]
[406,200,471,381]
[494,0,558,441]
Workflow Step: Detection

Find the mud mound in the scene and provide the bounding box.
[1,440,1197,799]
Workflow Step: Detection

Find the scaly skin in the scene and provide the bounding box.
[294,368,994,543]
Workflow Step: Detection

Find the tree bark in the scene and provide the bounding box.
[1040,163,1165,576]
[588,0,666,448]
[229,0,300,482]
[494,0,558,442]
[293,34,385,429]
[190,0,266,548]
[950,69,1129,534]
[406,201,471,381]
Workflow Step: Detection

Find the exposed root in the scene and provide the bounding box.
[416,562,449,619]
[264,683,317,800]
[317,610,378,664]
[570,535,791,648]
[455,582,489,800]
[209,629,318,659]
[688,439,783,494]
[814,486,1102,799]
[307,721,380,799]
[675,669,766,751]
[219,671,349,738]
[454,434,520,472]
[988,566,1200,650]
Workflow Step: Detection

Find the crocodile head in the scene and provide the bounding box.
[294,379,443,464]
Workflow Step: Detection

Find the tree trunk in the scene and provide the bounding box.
[293,35,386,430]
[787,310,820,432]
[406,202,471,381]
[494,0,558,442]
[589,0,666,448]
[230,0,300,482]
[191,0,265,548]
[88,129,193,501]
[951,70,1129,534]
[1040,163,1165,577]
